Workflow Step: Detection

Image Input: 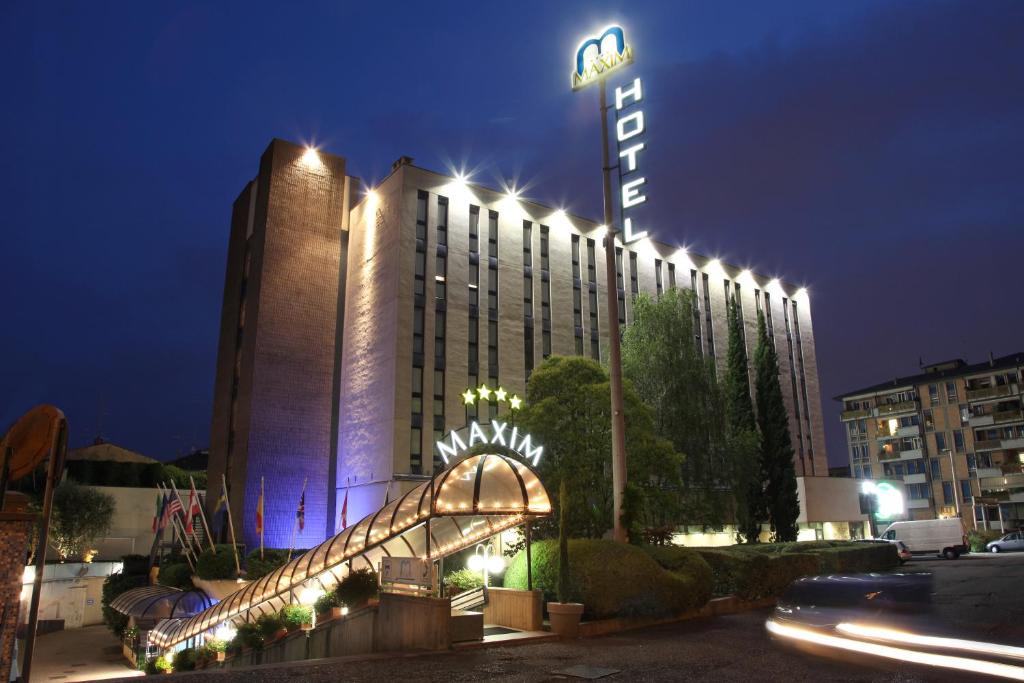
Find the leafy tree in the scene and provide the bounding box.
[50,480,115,560]
[620,289,730,528]
[724,295,764,543]
[518,356,682,540]
[753,310,800,542]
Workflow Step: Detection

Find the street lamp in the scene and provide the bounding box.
[298,587,323,631]
[467,543,505,588]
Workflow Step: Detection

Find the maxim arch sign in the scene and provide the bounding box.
[571,25,634,90]
[435,383,543,466]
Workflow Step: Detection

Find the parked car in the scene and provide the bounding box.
[985,531,1024,553]
[878,518,968,559]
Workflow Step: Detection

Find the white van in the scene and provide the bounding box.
[879,518,968,559]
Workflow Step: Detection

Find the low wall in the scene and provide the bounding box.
[375,593,450,652]
[483,588,542,631]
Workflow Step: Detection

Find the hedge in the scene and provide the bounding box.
[640,545,714,608]
[505,539,711,619]
[968,529,1003,553]
[693,541,899,599]
[196,545,241,580]
[245,548,295,580]
[157,562,193,590]
[65,460,206,489]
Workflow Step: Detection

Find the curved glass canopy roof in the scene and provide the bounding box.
[150,453,550,649]
[110,585,215,620]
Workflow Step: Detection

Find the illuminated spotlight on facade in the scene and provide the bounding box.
[206,139,829,550]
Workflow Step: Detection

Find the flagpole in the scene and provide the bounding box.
[221,474,242,577]
[170,480,202,558]
[260,476,265,561]
[159,482,196,571]
[190,475,217,554]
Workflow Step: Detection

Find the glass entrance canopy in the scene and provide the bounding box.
[150,453,550,649]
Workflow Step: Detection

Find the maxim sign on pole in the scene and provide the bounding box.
[569,23,650,543]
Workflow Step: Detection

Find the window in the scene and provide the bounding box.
[432,369,445,470]
[667,262,676,289]
[415,190,427,241]
[691,270,702,353]
[615,247,626,324]
[523,221,533,379]
[436,196,448,246]
[942,482,954,505]
[923,409,934,431]
[702,273,714,358]
[468,205,480,385]
[930,458,941,479]
[946,381,958,402]
[572,235,583,354]
[863,465,872,479]
[934,432,947,452]
[967,454,976,471]
[488,210,498,259]
[953,429,964,452]
[629,251,639,301]
[655,259,663,296]
[468,205,479,254]
[540,225,549,271]
[960,480,972,502]
[587,239,599,360]
[928,384,939,403]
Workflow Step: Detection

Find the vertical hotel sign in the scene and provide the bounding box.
[570,25,650,243]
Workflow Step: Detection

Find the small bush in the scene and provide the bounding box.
[171,648,196,672]
[102,571,147,637]
[694,548,772,599]
[506,539,708,619]
[121,554,149,576]
[314,590,340,615]
[279,604,312,629]
[196,545,240,580]
[968,529,1003,553]
[814,544,898,573]
[205,638,227,653]
[157,562,193,590]
[337,568,379,607]
[640,545,714,609]
[255,612,284,639]
[244,548,293,580]
[444,568,485,595]
[152,655,173,674]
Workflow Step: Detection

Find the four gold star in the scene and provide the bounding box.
[462,389,477,405]
[477,383,492,401]
[509,394,522,410]
[458,384,523,410]
[494,387,508,402]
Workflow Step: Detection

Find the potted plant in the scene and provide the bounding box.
[546,480,584,638]
[256,611,287,641]
[337,568,379,610]
[153,655,173,675]
[234,622,264,651]
[279,604,313,632]
[314,590,343,620]
[206,638,227,662]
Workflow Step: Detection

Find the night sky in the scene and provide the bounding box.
[4,1,1022,468]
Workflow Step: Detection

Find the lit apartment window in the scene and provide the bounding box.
[523,221,534,380]
[615,247,626,324]
[541,225,551,358]
[655,259,663,297]
[667,262,676,289]
[587,239,600,360]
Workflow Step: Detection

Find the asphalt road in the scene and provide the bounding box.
[106,552,1024,683]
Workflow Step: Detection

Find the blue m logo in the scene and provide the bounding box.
[571,25,632,90]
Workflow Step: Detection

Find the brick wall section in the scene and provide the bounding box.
[0,513,32,683]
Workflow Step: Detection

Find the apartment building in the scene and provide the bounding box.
[208,139,829,549]
[837,353,1024,530]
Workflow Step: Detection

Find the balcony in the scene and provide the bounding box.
[904,472,927,485]
[967,384,1019,402]
[879,447,923,462]
[875,401,918,417]
[979,471,1024,493]
[841,408,871,421]
[907,499,933,510]
[993,408,1024,424]
[976,467,1003,479]
[967,414,995,428]
[975,439,1003,452]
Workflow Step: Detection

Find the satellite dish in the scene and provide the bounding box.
[1,405,66,481]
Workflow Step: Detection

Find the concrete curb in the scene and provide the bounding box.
[577,595,776,638]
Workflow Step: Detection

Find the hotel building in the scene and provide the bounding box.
[208,138,829,549]
[837,353,1024,530]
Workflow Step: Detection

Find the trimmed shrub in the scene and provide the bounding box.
[337,568,379,607]
[506,539,709,619]
[230,622,263,651]
[640,545,714,609]
[196,545,239,580]
[101,571,147,637]
[968,529,1003,553]
[762,553,824,598]
[171,647,196,672]
[444,568,485,595]
[157,562,193,590]
[694,548,771,599]
[279,604,312,629]
[813,544,898,573]
[121,554,149,576]
[244,548,293,580]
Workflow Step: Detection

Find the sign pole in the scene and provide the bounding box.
[599,76,629,544]
[221,474,242,577]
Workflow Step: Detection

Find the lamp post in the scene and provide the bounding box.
[468,542,505,588]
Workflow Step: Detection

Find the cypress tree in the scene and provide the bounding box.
[753,309,800,542]
[724,295,763,543]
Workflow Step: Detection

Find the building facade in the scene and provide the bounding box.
[837,353,1024,530]
[208,139,829,550]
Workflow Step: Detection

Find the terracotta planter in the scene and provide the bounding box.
[216,651,226,662]
[274,627,289,641]
[547,602,584,639]
[330,606,343,619]
[300,622,313,631]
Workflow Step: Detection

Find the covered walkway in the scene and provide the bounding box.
[150,453,551,650]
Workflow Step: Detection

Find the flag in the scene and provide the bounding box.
[166,493,183,519]
[255,480,265,537]
[213,481,229,535]
[159,493,171,530]
[152,493,163,532]
[340,486,348,530]
[184,488,197,534]
[296,490,305,533]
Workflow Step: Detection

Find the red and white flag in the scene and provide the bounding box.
[185,486,202,535]
[340,486,348,530]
